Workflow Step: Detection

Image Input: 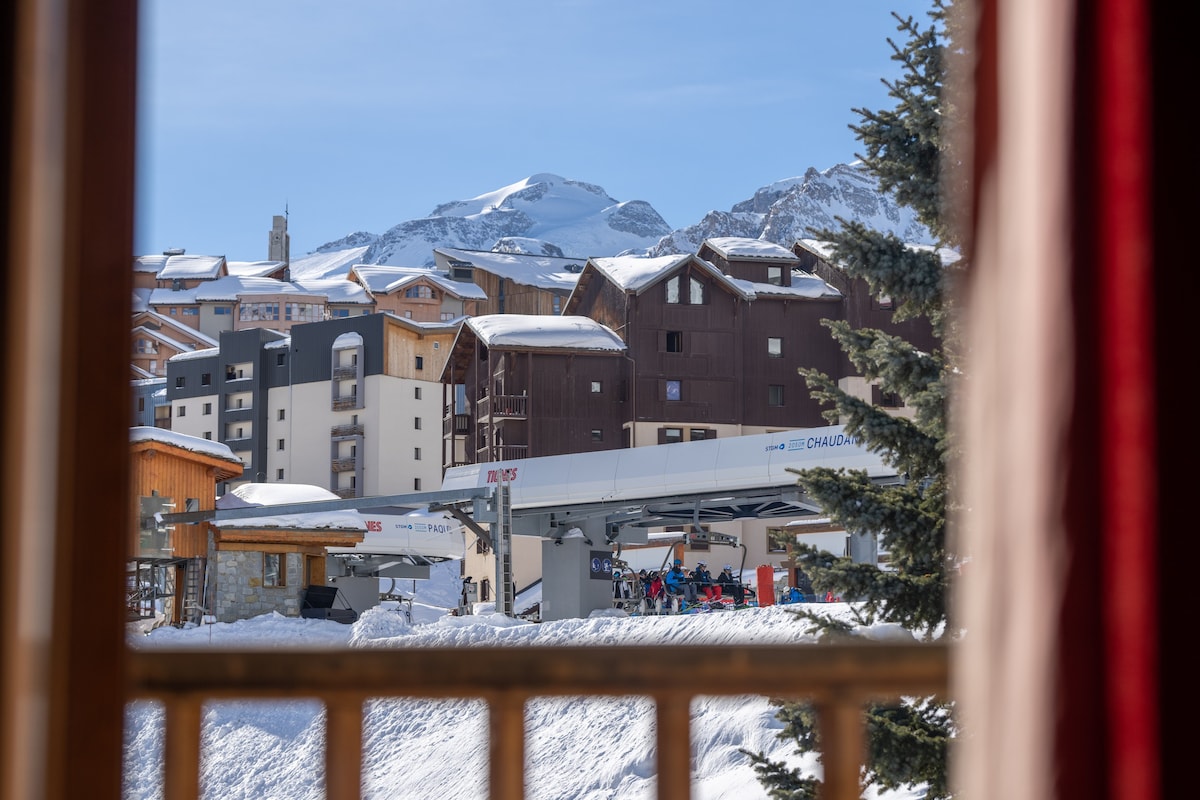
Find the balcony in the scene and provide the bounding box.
[332,365,357,381]
[126,641,949,800]
[332,487,359,499]
[443,413,471,435]
[330,423,364,437]
[331,395,358,411]
[477,444,529,462]
[331,457,357,473]
[477,394,527,420]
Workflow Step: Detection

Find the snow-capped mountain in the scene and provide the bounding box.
[307,174,671,270]
[646,163,935,257]
[296,163,933,279]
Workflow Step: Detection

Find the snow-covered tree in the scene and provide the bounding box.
[746,3,964,797]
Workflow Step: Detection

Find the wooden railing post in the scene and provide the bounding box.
[489,693,526,800]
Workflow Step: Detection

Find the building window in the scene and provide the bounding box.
[768,337,783,358]
[666,274,707,305]
[414,447,422,460]
[404,310,413,319]
[201,372,211,385]
[690,429,712,441]
[660,427,683,445]
[768,384,785,406]
[767,266,783,286]
[182,307,198,316]
[414,417,422,430]
[276,469,285,480]
[415,355,424,370]
[175,376,185,388]
[276,353,286,367]
[404,285,434,299]
[666,331,683,353]
[665,380,681,402]
[414,386,422,400]
[277,438,285,451]
[239,302,280,322]
[329,308,349,318]
[202,432,212,440]
[214,305,232,315]
[176,405,186,417]
[263,553,284,587]
[553,296,562,314]
[202,402,212,415]
[135,338,155,354]
[277,409,285,421]
[137,397,145,412]
[591,429,603,442]
[414,478,422,491]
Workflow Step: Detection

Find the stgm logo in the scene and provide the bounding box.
[486,467,519,484]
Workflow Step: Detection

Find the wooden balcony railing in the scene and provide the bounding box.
[331,457,357,473]
[477,444,529,462]
[330,423,364,437]
[126,641,949,800]
[332,365,358,381]
[477,394,528,420]
[443,413,471,435]
[331,395,358,411]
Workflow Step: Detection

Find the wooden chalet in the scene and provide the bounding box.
[440,314,627,466]
[128,427,244,627]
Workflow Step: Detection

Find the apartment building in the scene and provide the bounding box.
[166,313,457,498]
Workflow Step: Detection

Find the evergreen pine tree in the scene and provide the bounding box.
[746,3,964,797]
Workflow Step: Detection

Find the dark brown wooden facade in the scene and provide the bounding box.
[567,253,845,436]
[441,324,627,464]
[792,239,941,362]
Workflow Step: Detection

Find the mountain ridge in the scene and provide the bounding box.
[297,163,933,279]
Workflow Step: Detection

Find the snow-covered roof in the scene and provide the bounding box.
[132,325,207,355]
[582,253,755,302]
[214,483,366,531]
[702,237,801,262]
[351,265,488,300]
[148,275,336,305]
[293,277,373,304]
[226,260,286,278]
[435,247,584,291]
[155,254,226,280]
[464,314,626,352]
[130,426,242,466]
[583,253,692,293]
[133,255,167,274]
[132,310,219,347]
[726,272,842,300]
[166,346,219,363]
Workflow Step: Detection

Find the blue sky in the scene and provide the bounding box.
[136,0,933,262]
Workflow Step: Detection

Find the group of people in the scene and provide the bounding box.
[614,560,748,610]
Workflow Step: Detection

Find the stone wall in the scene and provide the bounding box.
[213,550,303,622]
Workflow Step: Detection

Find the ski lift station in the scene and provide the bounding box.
[161,424,895,622]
